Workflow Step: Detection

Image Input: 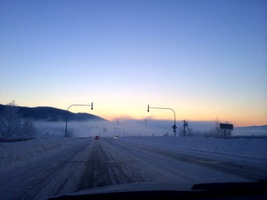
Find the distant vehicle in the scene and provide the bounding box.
[114,135,119,139]
[95,136,100,140]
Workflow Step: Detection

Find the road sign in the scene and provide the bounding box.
[220,123,233,130]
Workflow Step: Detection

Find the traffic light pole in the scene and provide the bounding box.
[65,103,93,138]
[147,105,177,136]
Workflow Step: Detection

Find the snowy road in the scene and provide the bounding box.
[1,137,267,200]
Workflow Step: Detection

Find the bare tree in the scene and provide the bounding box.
[21,119,36,137]
[209,119,232,137]
[0,102,21,137]
[209,119,222,137]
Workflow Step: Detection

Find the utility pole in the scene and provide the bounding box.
[183,120,188,136]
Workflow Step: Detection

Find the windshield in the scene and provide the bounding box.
[0,0,267,200]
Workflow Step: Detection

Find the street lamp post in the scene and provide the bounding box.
[65,102,93,138]
[147,105,177,136]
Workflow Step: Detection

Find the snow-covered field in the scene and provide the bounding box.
[121,136,267,159]
[1,135,267,175]
[120,136,267,172]
[0,137,89,174]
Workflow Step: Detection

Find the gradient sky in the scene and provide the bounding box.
[1,0,266,126]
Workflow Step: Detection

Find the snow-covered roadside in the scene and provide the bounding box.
[120,136,267,160]
[0,137,89,174]
[1,135,267,176]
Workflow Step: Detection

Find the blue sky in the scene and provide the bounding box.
[0,0,266,126]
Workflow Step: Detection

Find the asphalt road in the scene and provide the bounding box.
[1,137,266,200]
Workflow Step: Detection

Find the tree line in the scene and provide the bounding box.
[0,102,36,137]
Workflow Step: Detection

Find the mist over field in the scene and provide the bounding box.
[34,120,159,137]
[34,119,267,138]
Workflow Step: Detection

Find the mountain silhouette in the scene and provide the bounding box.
[0,104,106,122]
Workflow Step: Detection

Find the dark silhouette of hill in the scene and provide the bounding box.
[0,104,106,122]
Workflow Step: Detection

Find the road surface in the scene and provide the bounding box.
[0,137,266,200]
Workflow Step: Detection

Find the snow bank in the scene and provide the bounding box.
[0,137,88,174]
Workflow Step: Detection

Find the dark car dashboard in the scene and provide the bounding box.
[49,180,267,200]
